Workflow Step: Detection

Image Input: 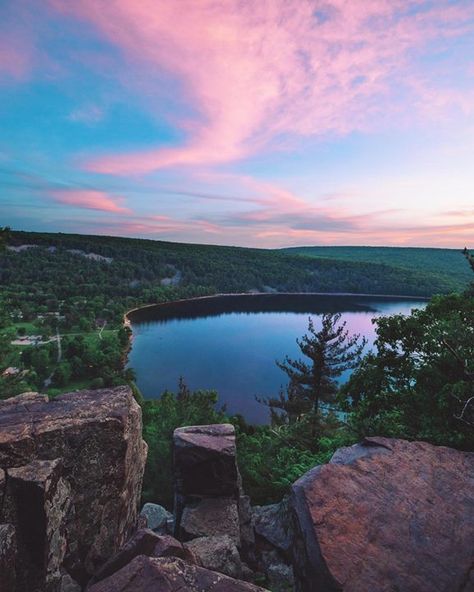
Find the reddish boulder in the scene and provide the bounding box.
[290,437,474,592]
[87,555,268,592]
[89,529,196,585]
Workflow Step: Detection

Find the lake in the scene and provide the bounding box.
[127,294,426,424]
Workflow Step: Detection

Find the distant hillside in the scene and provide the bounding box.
[0,233,469,324]
[281,246,471,293]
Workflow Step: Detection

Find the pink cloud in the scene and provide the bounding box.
[50,189,131,214]
[50,0,474,174]
[0,36,32,81]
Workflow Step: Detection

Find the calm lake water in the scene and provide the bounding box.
[127,294,426,424]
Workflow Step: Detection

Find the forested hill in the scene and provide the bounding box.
[1,233,469,313]
[0,229,470,399]
[282,245,471,290]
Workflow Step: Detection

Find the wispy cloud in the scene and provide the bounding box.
[0,36,33,81]
[50,189,131,214]
[50,0,474,174]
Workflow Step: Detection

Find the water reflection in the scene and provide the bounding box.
[127,294,426,424]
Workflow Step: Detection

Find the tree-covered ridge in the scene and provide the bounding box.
[2,231,466,307]
[282,245,472,292]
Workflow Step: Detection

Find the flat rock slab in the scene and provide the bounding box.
[87,556,269,592]
[290,437,474,592]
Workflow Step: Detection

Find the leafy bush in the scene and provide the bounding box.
[141,380,226,507]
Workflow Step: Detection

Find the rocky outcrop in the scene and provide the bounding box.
[173,424,257,582]
[290,437,474,592]
[173,425,253,553]
[0,387,147,591]
[87,556,267,592]
[4,397,471,592]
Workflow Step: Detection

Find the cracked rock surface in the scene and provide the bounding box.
[290,437,474,592]
[0,386,147,591]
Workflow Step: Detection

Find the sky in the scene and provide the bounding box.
[0,0,473,248]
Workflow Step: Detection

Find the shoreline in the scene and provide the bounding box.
[123,290,429,325]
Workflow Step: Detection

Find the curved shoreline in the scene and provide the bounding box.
[123,291,428,325]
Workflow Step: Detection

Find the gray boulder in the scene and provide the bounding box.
[252,498,292,555]
[140,503,173,533]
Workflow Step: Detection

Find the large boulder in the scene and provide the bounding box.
[87,556,268,592]
[174,424,239,498]
[290,437,474,592]
[0,387,147,591]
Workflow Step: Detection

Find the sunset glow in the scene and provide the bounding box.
[1,0,473,247]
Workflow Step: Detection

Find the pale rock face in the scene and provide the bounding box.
[185,535,243,579]
[180,497,241,545]
[290,437,474,592]
[0,386,147,591]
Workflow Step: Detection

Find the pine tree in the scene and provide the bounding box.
[259,314,366,422]
[0,227,11,251]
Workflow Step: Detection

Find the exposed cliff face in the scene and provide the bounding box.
[0,387,147,591]
[290,437,474,592]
